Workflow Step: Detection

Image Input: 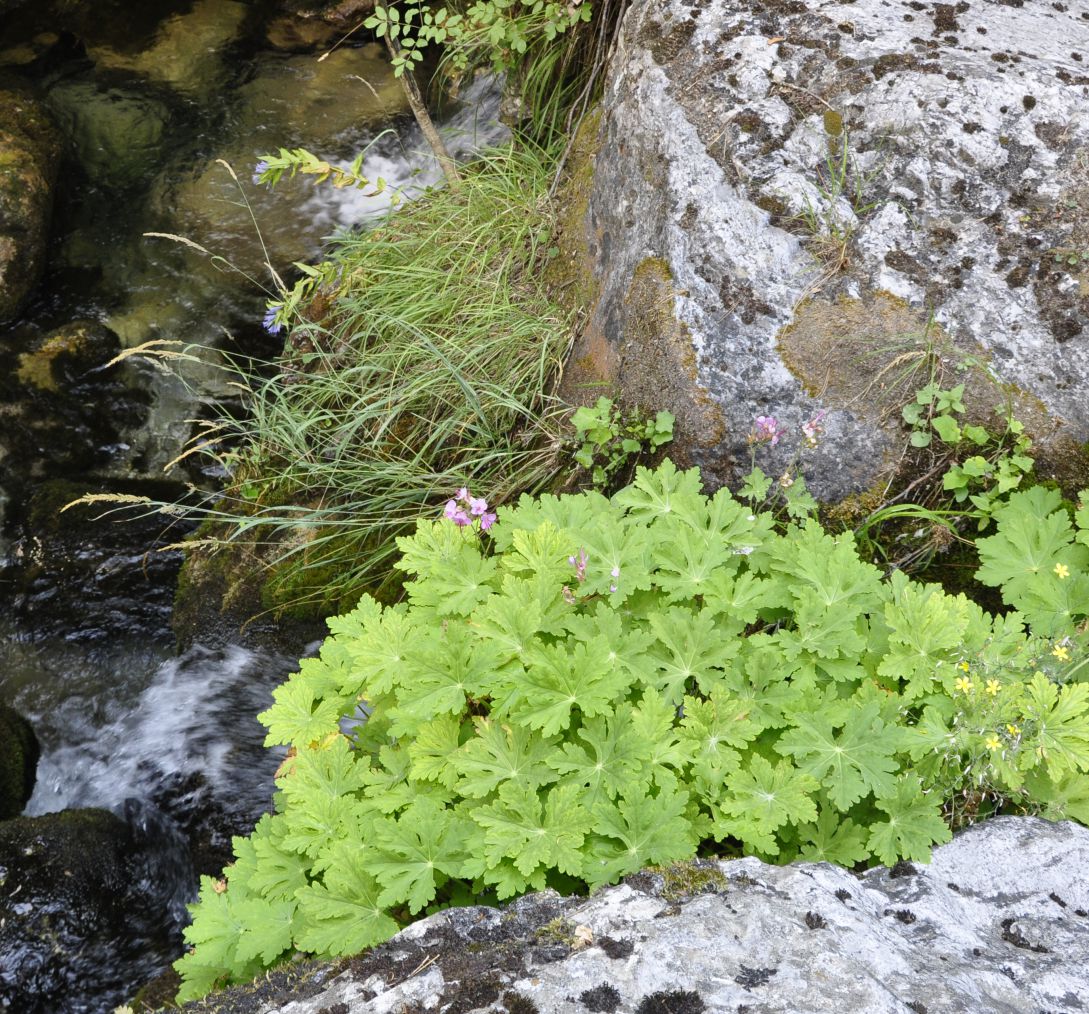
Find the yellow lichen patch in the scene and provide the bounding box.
[656,860,730,901]
[16,327,99,392]
[777,290,992,425]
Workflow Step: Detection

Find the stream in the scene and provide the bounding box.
[0,2,507,1010]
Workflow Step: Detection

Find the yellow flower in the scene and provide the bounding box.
[1054,562,1070,579]
[958,660,971,673]
[1052,645,1071,662]
[985,679,1001,696]
[1006,724,1021,737]
[985,735,1001,751]
[955,676,974,694]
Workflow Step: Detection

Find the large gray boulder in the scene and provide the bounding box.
[564,0,1089,499]
[169,817,1089,1013]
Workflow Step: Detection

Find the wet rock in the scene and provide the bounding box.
[0,476,191,642]
[0,701,38,819]
[0,32,62,70]
[0,319,149,484]
[167,817,1089,1014]
[14,316,120,392]
[263,14,344,53]
[45,75,171,188]
[85,0,250,100]
[566,0,1089,500]
[0,74,61,321]
[0,805,191,1014]
[276,0,376,26]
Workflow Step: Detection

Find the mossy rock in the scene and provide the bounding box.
[172,516,332,652]
[0,807,188,1011]
[15,319,120,392]
[0,701,38,820]
[0,73,61,320]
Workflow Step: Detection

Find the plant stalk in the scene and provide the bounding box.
[385,35,461,188]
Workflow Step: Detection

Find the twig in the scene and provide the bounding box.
[385,36,461,188]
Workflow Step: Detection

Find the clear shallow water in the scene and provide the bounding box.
[0,1,508,1007]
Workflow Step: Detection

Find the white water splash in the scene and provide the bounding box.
[304,74,511,230]
[25,642,293,821]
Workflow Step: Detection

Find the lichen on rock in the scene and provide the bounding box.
[569,0,1089,500]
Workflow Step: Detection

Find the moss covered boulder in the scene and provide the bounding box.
[567,0,1089,499]
[0,702,38,820]
[0,74,60,321]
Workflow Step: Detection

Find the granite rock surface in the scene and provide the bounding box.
[169,817,1089,1014]
[565,0,1089,499]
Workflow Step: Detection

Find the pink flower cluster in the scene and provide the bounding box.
[443,487,496,531]
[801,409,827,446]
[751,410,827,448]
[753,415,785,446]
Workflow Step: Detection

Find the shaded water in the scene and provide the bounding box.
[0,1,507,1008]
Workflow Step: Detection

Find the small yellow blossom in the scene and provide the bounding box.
[985,679,1001,696]
[955,676,974,694]
[1052,645,1071,662]
[985,735,1001,751]
[1006,724,1021,737]
[958,660,971,673]
[1054,562,1070,579]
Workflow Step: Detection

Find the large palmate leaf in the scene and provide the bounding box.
[712,755,819,835]
[370,799,471,913]
[548,704,651,807]
[868,776,951,865]
[455,717,560,798]
[775,699,905,809]
[295,840,399,956]
[612,459,704,521]
[1019,672,1089,780]
[509,640,627,735]
[259,676,348,749]
[647,606,740,703]
[470,782,591,877]
[584,786,698,886]
[975,487,1089,627]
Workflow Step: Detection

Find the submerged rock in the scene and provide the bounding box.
[0,75,61,321]
[566,0,1089,499]
[45,75,171,189]
[167,817,1089,1014]
[0,701,38,819]
[0,805,191,1013]
[84,0,251,100]
[14,317,120,391]
[0,319,150,489]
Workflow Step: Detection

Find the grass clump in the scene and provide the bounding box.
[191,144,574,614]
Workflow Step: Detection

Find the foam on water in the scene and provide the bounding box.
[23,641,295,824]
[302,75,510,231]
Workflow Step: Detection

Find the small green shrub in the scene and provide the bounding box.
[172,145,574,612]
[571,395,674,488]
[174,460,1089,1001]
[366,1,592,79]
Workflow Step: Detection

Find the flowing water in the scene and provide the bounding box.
[0,2,507,1009]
